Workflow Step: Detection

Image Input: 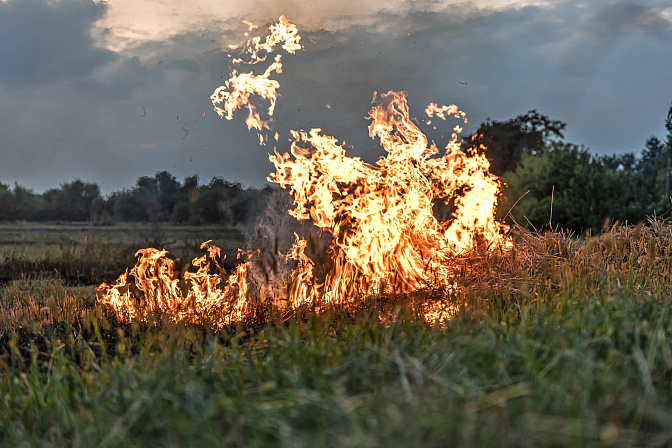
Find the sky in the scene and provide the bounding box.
[1,0,671,195]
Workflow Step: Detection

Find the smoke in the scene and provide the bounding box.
[243,187,334,297]
[248,187,331,254]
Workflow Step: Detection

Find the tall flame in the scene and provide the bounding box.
[269,91,509,304]
[97,16,510,327]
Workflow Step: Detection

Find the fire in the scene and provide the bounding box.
[97,241,250,327]
[269,90,509,304]
[97,16,510,327]
[210,15,301,145]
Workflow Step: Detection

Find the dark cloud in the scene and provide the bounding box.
[593,3,672,39]
[79,56,153,99]
[552,2,671,76]
[0,0,114,88]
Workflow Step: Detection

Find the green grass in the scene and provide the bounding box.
[0,222,672,446]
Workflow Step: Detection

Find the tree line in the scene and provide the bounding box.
[0,172,274,227]
[1,101,671,233]
[465,102,672,233]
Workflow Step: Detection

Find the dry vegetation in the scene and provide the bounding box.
[1,221,671,446]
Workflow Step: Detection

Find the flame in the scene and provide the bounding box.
[269,91,509,303]
[210,16,302,145]
[98,16,510,328]
[97,241,250,327]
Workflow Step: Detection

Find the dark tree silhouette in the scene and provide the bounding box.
[466,110,566,176]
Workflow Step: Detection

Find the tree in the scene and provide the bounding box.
[598,152,636,173]
[502,143,633,233]
[192,178,243,225]
[113,190,145,222]
[13,184,41,221]
[39,180,101,221]
[666,102,672,146]
[172,175,199,223]
[626,136,668,214]
[665,102,672,197]
[0,172,273,226]
[0,182,14,221]
[467,110,566,176]
[153,171,181,220]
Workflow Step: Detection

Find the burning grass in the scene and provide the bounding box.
[3,16,671,447]
[6,219,671,334]
[98,18,512,325]
[1,222,672,446]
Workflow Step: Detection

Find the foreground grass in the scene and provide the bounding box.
[0,222,671,446]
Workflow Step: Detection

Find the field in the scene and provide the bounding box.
[1,221,672,447]
[0,222,244,285]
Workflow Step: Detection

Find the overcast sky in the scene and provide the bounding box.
[1,0,671,194]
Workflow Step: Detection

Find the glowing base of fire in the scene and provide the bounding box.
[96,240,464,328]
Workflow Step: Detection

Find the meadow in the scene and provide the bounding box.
[1,220,671,447]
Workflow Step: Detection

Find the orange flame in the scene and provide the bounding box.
[97,241,250,327]
[210,16,302,145]
[269,91,509,302]
[98,16,510,327]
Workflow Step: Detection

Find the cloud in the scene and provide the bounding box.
[0,0,114,88]
[0,0,671,194]
[592,3,672,39]
[93,0,554,52]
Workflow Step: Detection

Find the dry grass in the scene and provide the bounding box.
[0,221,671,447]
[2,220,672,334]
